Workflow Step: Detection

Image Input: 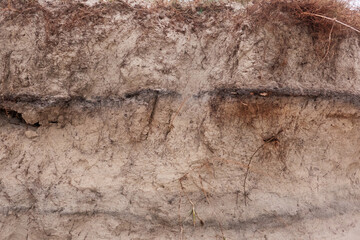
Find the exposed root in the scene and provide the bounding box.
[320,20,335,63]
[243,129,283,206]
[247,0,360,58]
[166,96,190,137]
[179,175,204,227]
[301,12,360,34]
[1,0,16,12]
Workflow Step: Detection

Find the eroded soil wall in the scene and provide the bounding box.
[1,1,360,239]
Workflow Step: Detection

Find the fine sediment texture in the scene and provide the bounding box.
[1,1,360,239]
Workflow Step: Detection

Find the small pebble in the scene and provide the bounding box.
[25,130,38,139]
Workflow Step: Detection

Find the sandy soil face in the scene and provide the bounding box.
[1,1,360,239]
